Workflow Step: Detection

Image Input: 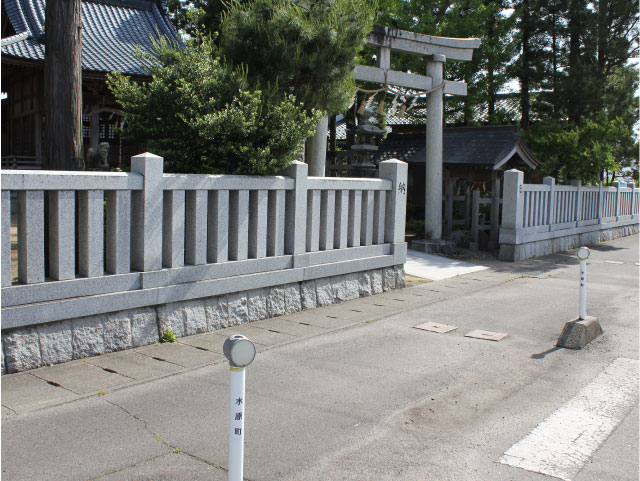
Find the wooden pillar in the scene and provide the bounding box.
[489,171,500,249]
[470,189,480,251]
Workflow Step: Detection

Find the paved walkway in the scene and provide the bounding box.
[1,253,492,417]
[405,249,488,280]
[2,236,638,481]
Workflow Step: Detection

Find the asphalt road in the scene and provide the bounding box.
[2,235,638,481]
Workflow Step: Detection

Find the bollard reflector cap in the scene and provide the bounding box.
[223,335,256,367]
[577,246,590,261]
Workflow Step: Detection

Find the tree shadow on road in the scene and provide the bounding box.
[531,346,564,359]
[585,243,626,252]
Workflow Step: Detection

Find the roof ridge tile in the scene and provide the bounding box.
[2,0,178,76]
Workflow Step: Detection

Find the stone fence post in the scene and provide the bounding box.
[570,179,582,226]
[612,181,621,220]
[597,181,603,224]
[542,176,555,228]
[282,160,308,264]
[501,169,524,231]
[1,191,10,287]
[131,152,164,272]
[379,159,408,248]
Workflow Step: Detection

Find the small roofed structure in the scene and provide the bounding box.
[373,126,540,207]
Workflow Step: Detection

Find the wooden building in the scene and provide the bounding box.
[372,126,540,207]
[1,0,179,169]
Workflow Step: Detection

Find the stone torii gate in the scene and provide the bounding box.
[309,25,480,246]
[361,26,480,245]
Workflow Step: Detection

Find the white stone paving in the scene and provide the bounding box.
[499,358,639,481]
[404,249,488,281]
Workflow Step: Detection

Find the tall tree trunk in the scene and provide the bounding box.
[487,72,495,123]
[551,1,559,119]
[596,0,608,77]
[566,0,583,124]
[486,7,497,124]
[519,0,531,130]
[44,0,84,170]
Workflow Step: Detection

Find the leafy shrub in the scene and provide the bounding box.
[405,219,425,235]
[108,37,321,175]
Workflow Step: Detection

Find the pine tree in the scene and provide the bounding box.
[219,0,376,116]
[166,0,239,40]
[375,0,517,126]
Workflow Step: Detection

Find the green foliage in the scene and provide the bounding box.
[376,0,518,125]
[515,0,639,127]
[219,0,377,116]
[405,218,425,235]
[524,113,637,183]
[603,65,639,131]
[514,0,638,181]
[108,37,320,175]
[160,329,177,343]
[166,0,238,41]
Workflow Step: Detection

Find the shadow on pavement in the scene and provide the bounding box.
[531,346,563,359]
[586,243,626,252]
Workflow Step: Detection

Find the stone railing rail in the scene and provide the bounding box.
[1,153,408,331]
[499,169,639,260]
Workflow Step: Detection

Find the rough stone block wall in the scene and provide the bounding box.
[498,224,639,261]
[2,265,405,374]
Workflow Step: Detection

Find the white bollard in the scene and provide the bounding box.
[576,247,590,320]
[228,366,246,481]
[579,259,587,320]
[223,335,256,481]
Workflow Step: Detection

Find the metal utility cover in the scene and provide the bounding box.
[414,322,458,334]
[465,329,508,341]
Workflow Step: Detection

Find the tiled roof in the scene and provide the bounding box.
[333,95,525,140]
[1,0,180,76]
[373,127,540,169]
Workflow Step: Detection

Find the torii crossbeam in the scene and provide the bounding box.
[355,25,480,242]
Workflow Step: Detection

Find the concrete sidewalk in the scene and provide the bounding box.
[2,235,638,481]
[0,254,496,418]
[405,249,488,280]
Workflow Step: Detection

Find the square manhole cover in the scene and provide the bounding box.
[465,329,508,341]
[414,322,458,334]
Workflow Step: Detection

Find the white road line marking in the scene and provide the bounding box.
[498,358,639,481]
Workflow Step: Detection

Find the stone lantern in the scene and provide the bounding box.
[345,108,385,177]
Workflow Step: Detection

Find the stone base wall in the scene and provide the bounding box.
[498,224,639,262]
[2,265,405,374]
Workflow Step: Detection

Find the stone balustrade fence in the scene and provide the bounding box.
[499,169,639,261]
[0,153,408,372]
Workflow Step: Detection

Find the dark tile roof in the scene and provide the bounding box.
[1,0,180,76]
[333,95,535,140]
[373,127,540,169]
[385,94,538,126]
